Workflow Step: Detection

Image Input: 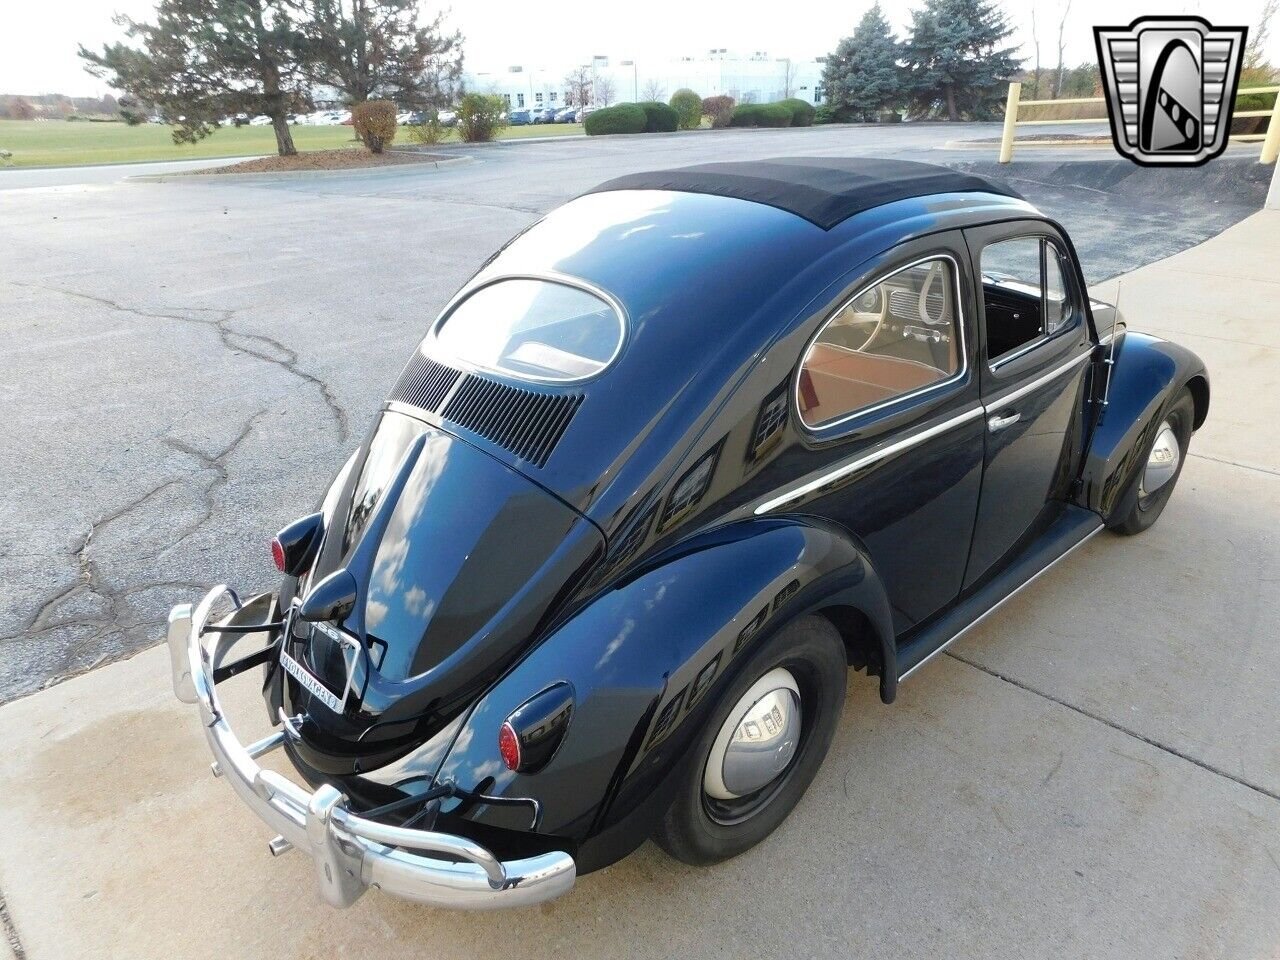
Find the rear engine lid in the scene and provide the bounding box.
[282,410,603,771]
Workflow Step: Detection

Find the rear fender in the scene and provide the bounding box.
[1080,331,1208,522]
[430,516,894,866]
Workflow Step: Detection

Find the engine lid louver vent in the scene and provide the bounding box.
[390,354,462,412]
[443,375,583,468]
[388,353,582,468]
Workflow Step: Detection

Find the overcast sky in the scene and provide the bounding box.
[2,0,1276,98]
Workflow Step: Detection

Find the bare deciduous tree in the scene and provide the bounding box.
[640,78,665,101]
[1246,0,1278,68]
[563,66,592,108]
[780,59,798,98]
[593,73,616,106]
[1030,2,1042,99]
[1052,0,1072,98]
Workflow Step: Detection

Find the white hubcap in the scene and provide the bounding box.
[703,668,802,801]
[1140,421,1180,499]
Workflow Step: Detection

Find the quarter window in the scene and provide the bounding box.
[798,257,963,430]
[980,237,1075,364]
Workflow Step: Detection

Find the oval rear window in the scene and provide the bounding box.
[432,278,623,382]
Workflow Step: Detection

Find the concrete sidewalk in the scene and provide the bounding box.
[2,210,1278,960]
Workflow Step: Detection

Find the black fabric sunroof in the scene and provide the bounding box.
[584,157,1023,230]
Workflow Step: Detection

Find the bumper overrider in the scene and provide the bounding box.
[166,584,577,909]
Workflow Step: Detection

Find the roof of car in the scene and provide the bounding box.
[583,157,1023,231]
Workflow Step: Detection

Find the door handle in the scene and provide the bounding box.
[988,410,1021,432]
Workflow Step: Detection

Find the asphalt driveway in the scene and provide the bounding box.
[0,125,1270,703]
[0,125,1277,959]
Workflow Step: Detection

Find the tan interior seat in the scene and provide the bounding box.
[799,343,947,425]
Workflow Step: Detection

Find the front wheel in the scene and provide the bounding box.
[652,614,846,866]
[1108,387,1195,535]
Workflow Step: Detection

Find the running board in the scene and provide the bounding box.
[896,505,1104,681]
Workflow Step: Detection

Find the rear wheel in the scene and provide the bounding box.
[652,614,846,865]
[1109,388,1194,536]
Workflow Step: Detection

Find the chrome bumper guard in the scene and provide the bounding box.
[167,585,577,909]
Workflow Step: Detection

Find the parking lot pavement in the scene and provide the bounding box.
[1,127,1278,957]
[0,128,1269,706]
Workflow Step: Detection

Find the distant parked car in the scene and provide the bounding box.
[554,106,579,123]
[438,110,457,126]
[396,111,413,125]
[530,106,557,123]
[508,108,535,125]
[248,115,271,126]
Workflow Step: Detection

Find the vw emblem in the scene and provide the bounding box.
[1094,16,1248,167]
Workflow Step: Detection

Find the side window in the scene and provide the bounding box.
[798,257,963,430]
[1044,245,1071,336]
[981,236,1076,364]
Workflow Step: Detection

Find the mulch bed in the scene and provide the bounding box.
[194,148,448,174]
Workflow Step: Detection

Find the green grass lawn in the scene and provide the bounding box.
[0,119,585,169]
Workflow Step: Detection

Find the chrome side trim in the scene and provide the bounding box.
[984,349,1092,410]
[754,405,984,515]
[796,253,970,434]
[898,522,1104,682]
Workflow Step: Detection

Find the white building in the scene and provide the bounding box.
[465,50,827,112]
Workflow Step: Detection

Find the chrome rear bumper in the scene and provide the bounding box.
[167,585,577,909]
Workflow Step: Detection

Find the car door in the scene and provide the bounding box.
[750,232,985,634]
[963,222,1095,587]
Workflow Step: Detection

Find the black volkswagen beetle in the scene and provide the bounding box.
[169,158,1208,909]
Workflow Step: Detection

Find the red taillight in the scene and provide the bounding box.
[270,537,286,573]
[498,721,522,771]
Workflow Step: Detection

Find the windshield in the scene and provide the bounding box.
[431,278,623,382]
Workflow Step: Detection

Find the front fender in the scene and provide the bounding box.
[430,516,894,869]
[1081,331,1208,521]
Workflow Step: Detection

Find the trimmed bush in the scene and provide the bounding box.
[636,100,679,133]
[584,103,647,135]
[669,88,702,130]
[408,110,445,145]
[351,99,397,153]
[701,94,736,129]
[780,98,816,127]
[457,93,507,143]
[730,102,793,128]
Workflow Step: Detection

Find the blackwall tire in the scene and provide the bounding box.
[1109,388,1195,536]
[652,614,846,866]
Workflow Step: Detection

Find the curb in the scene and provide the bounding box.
[127,153,473,183]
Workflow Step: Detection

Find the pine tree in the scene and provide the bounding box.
[821,4,905,122]
[79,0,305,155]
[903,0,1023,121]
[292,0,463,107]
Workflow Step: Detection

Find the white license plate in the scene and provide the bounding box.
[280,649,344,713]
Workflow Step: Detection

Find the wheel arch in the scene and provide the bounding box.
[1079,331,1208,521]
[1184,373,1210,431]
[425,515,897,871]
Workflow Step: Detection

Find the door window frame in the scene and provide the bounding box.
[793,251,971,437]
[982,236,1080,370]
[969,221,1089,392]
